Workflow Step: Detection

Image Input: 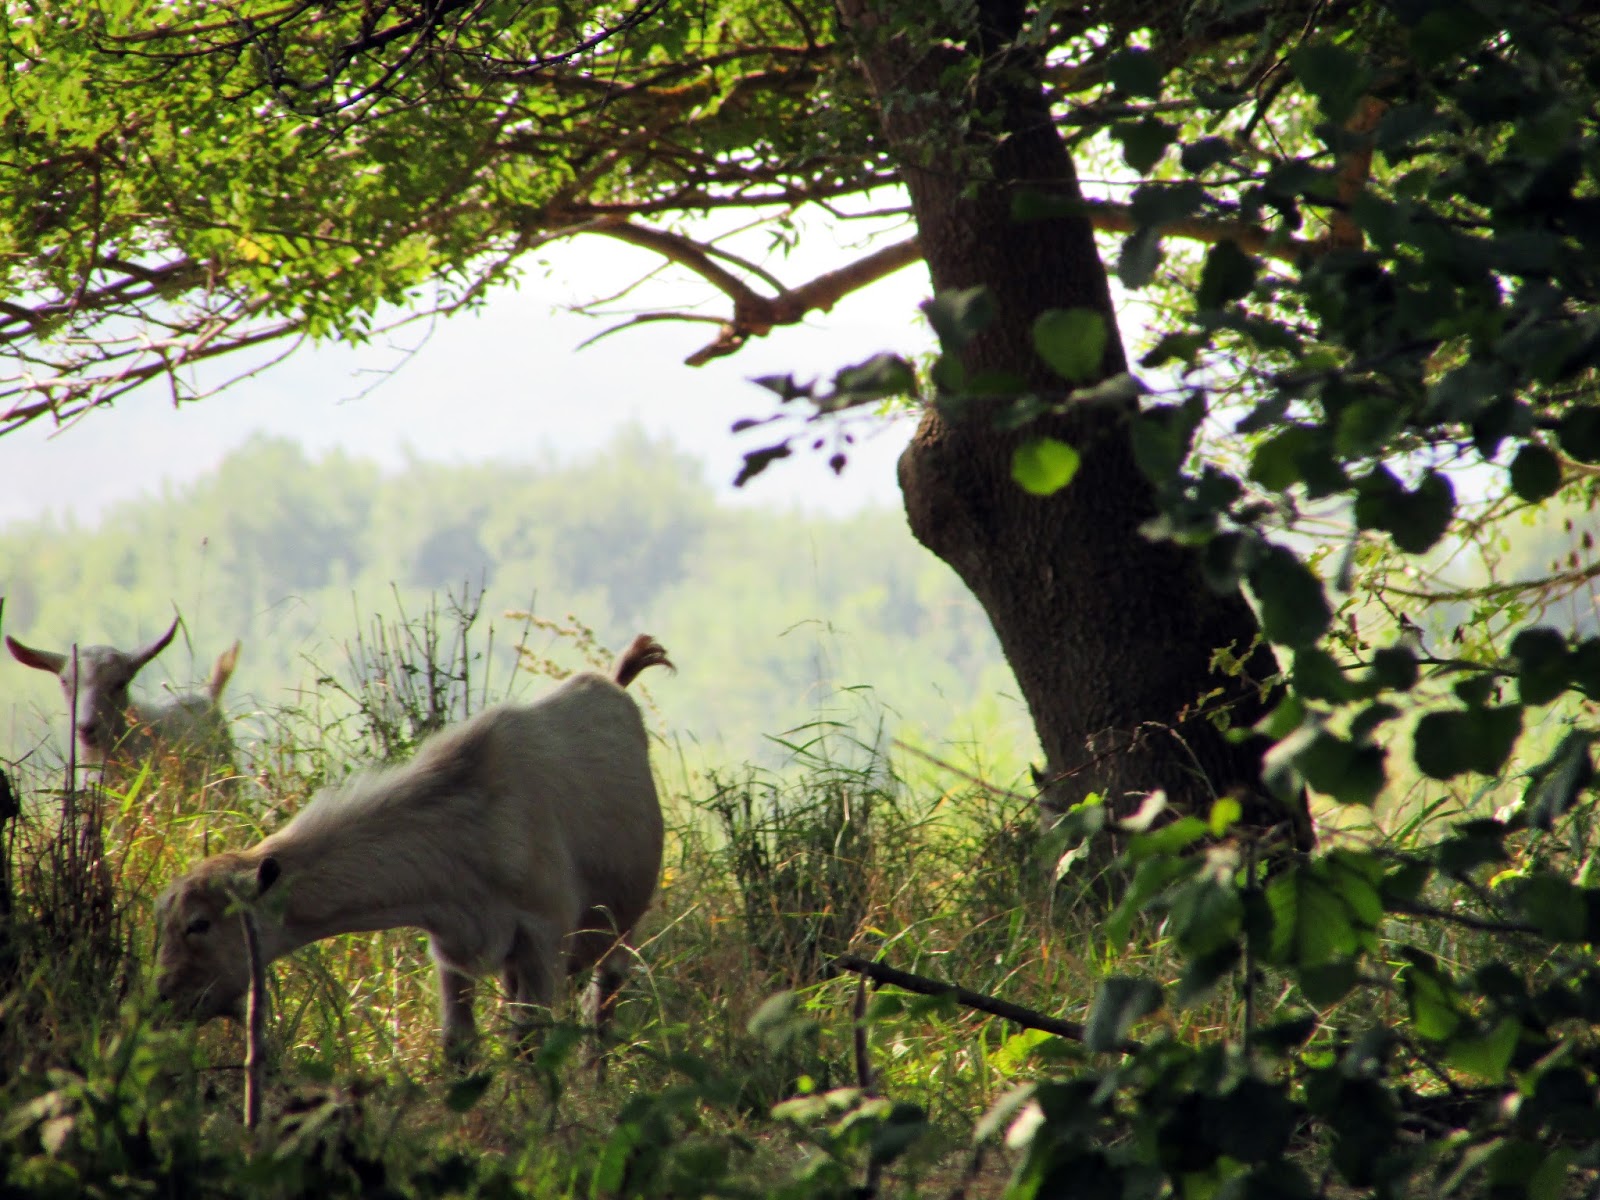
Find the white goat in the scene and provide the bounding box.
[6,617,241,785]
[154,634,673,1062]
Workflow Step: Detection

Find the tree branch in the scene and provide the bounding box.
[1380,558,1600,604]
[1325,96,1388,250]
[1388,897,1539,937]
[834,953,1142,1053]
[0,185,1315,432]
[561,198,1313,367]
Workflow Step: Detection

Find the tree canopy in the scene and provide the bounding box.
[4,0,1600,818]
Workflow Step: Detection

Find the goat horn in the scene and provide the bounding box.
[132,617,181,670]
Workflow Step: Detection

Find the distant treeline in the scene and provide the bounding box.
[0,427,1035,774]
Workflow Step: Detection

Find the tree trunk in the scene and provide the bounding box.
[840,1,1309,848]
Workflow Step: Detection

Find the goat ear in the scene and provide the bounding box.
[210,641,241,700]
[133,617,181,670]
[256,856,282,896]
[6,636,67,676]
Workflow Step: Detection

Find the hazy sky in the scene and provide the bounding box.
[1,222,936,528]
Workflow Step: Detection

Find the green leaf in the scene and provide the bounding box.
[1127,815,1209,859]
[1130,395,1204,483]
[1381,858,1432,904]
[868,1102,930,1167]
[1197,240,1257,309]
[1292,647,1355,702]
[1572,638,1600,698]
[1435,820,1510,873]
[1295,731,1386,806]
[1106,48,1165,98]
[1453,673,1498,708]
[1264,867,1366,973]
[973,1085,1037,1145]
[1350,701,1401,742]
[1169,878,1243,958]
[1113,116,1178,173]
[1032,308,1107,383]
[1393,470,1456,553]
[1367,646,1419,692]
[1180,137,1235,174]
[1210,1077,1297,1163]
[1140,330,1208,368]
[1515,874,1587,941]
[1175,944,1243,1006]
[1209,795,1243,836]
[1521,733,1595,830]
[1011,437,1082,496]
[1104,854,1196,948]
[1526,1149,1576,1200]
[1557,406,1600,463]
[1413,706,1524,779]
[748,991,815,1049]
[1117,226,1163,289]
[1355,468,1457,554]
[1255,1014,1318,1054]
[1085,975,1162,1052]
[1290,42,1372,123]
[922,288,994,352]
[830,353,916,403]
[443,1071,493,1112]
[1297,961,1359,1006]
[1509,443,1563,502]
[1250,424,1326,492]
[1247,544,1332,648]
[1129,182,1205,226]
[734,441,792,487]
[1511,626,1570,706]
[1445,1016,1524,1080]
[1402,951,1464,1040]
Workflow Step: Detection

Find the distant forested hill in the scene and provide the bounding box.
[0,429,1035,776]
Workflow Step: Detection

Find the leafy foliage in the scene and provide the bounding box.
[8,0,1600,1196]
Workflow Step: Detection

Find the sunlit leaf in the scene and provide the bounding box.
[1032,308,1107,383]
[1011,437,1081,496]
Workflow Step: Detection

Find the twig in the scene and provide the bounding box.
[1380,559,1600,604]
[1241,838,1257,1057]
[242,912,269,1130]
[888,740,1032,805]
[858,972,881,1197]
[833,954,1141,1053]
[1388,897,1538,936]
[853,973,875,1094]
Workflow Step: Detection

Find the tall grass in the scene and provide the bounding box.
[9,589,1556,1196]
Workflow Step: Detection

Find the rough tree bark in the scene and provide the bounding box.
[840,0,1310,849]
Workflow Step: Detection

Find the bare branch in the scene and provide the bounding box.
[834,953,1142,1053]
[572,310,727,352]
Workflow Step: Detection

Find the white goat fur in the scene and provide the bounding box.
[6,617,240,782]
[154,635,673,1060]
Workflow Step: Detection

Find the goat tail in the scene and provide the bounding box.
[210,641,242,701]
[613,635,673,689]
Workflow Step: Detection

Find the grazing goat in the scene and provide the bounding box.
[6,617,240,784]
[154,634,673,1064]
